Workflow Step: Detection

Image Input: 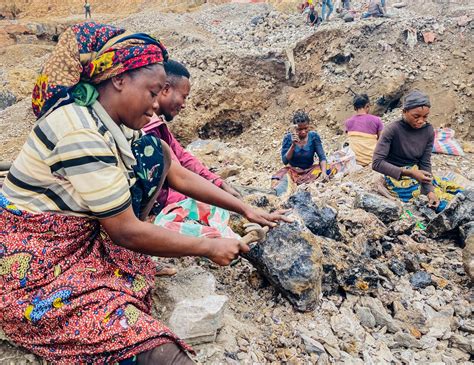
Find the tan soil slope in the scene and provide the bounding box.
[0,0,207,19]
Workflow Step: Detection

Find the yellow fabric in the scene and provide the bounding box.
[347,131,378,166]
[385,166,464,202]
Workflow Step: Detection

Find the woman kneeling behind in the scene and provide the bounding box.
[372,90,462,211]
[0,23,288,365]
[272,111,333,196]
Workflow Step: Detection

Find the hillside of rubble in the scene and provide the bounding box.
[0,1,473,364]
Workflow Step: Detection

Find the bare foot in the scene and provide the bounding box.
[156,266,177,276]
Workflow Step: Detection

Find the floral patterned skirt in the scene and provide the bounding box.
[0,194,191,364]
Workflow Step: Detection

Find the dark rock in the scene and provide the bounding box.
[322,264,338,295]
[409,271,433,289]
[412,197,438,222]
[252,194,270,207]
[426,189,474,238]
[285,191,341,240]
[459,221,474,246]
[381,241,393,252]
[0,90,16,110]
[389,218,416,236]
[404,254,421,272]
[243,219,323,312]
[342,265,381,295]
[250,16,263,26]
[343,13,354,22]
[365,241,383,259]
[354,191,402,223]
[389,259,407,276]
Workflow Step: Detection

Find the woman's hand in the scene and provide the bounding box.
[221,181,242,199]
[321,171,330,182]
[203,237,250,266]
[291,131,300,145]
[243,207,293,227]
[405,169,432,184]
[427,192,440,209]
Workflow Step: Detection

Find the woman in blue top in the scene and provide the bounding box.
[272,111,333,196]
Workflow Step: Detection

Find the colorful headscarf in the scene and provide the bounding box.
[32,22,168,119]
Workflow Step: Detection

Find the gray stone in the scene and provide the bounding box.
[0,91,16,110]
[360,296,401,333]
[460,222,474,280]
[453,299,472,319]
[389,258,407,276]
[424,306,455,340]
[393,2,407,8]
[441,355,457,365]
[354,191,402,223]
[317,353,330,365]
[356,306,376,328]
[343,13,354,22]
[154,266,229,344]
[154,266,217,306]
[285,191,341,240]
[243,218,323,311]
[404,253,421,272]
[299,333,326,355]
[168,295,228,344]
[426,189,474,238]
[330,308,366,351]
[250,16,263,26]
[390,331,423,349]
[449,334,472,353]
[14,34,38,44]
[410,271,433,289]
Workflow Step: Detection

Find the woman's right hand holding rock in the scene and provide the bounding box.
[203,237,250,266]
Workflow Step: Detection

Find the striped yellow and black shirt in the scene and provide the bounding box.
[2,102,135,218]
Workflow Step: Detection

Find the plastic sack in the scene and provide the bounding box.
[432,128,465,156]
[328,146,359,176]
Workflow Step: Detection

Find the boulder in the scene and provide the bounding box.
[354,191,402,223]
[243,218,323,312]
[426,188,474,238]
[168,295,228,344]
[153,266,228,345]
[285,191,341,240]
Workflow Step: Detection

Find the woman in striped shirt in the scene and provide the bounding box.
[0,23,289,365]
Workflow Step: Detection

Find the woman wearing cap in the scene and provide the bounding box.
[372,90,462,211]
[0,22,289,364]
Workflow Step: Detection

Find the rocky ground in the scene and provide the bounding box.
[0,1,473,364]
